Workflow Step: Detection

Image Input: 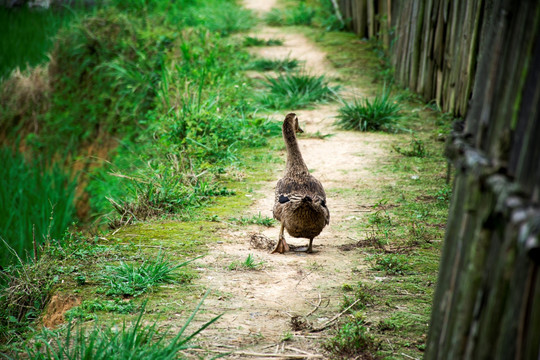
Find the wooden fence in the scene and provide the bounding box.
[337,0,485,117]
[425,0,540,357]
[339,1,540,358]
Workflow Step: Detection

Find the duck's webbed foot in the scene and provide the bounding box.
[271,223,289,254]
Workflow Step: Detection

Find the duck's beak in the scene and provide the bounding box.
[295,117,304,133]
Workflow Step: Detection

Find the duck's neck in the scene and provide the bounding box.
[283,120,309,174]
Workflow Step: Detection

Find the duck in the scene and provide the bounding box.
[272,113,330,254]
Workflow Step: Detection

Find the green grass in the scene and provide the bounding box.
[0,5,83,79]
[0,148,78,267]
[246,57,300,72]
[229,213,276,226]
[65,299,137,322]
[259,72,339,109]
[21,295,220,359]
[336,88,403,132]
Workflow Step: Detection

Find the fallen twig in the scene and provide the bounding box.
[310,298,362,332]
[401,353,419,360]
[305,293,322,317]
[189,348,323,358]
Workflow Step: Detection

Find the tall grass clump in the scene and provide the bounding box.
[264,3,316,26]
[243,36,283,46]
[0,148,77,267]
[246,58,300,72]
[21,296,220,359]
[0,6,80,79]
[100,255,198,297]
[336,88,403,132]
[259,72,339,109]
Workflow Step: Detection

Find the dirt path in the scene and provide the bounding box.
[190,3,392,358]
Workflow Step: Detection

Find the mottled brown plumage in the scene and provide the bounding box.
[272,113,330,254]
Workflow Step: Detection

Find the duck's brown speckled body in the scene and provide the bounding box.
[272,113,330,254]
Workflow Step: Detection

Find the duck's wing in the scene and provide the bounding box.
[273,175,328,222]
[275,174,326,201]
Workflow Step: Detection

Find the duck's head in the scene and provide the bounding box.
[285,113,304,133]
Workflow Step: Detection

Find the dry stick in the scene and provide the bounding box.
[401,353,419,360]
[285,346,315,356]
[111,216,132,236]
[305,292,322,317]
[190,349,323,359]
[32,224,38,263]
[310,298,362,332]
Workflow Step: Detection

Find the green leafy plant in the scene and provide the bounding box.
[259,72,339,109]
[393,138,428,157]
[336,88,403,132]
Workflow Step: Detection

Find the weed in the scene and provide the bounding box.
[435,184,452,203]
[281,331,293,342]
[243,36,283,46]
[246,58,300,72]
[394,138,428,157]
[335,87,403,132]
[324,320,376,357]
[341,282,374,312]
[371,254,411,275]
[100,255,199,297]
[21,295,220,359]
[259,72,339,109]
[228,254,264,271]
[230,213,276,227]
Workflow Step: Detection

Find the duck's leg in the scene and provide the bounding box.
[307,238,314,253]
[271,223,290,254]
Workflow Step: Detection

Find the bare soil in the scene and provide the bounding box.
[179,4,396,358]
